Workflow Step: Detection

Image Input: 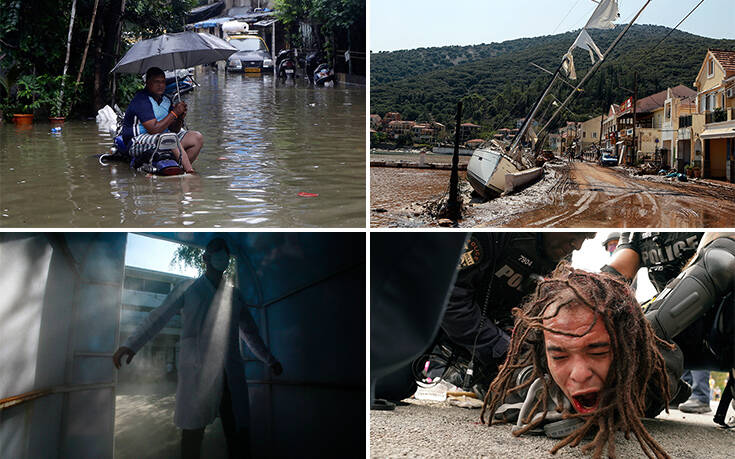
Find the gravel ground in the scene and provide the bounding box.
[370,398,735,458]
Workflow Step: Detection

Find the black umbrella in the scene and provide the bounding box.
[112,31,237,99]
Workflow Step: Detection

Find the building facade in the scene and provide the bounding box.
[118,266,194,383]
[580,115,602,150]
[692,49,735,182]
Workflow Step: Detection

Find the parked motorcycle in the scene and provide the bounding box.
[275,49,297,80]
[313,63,335,87]
[304,51,334,86]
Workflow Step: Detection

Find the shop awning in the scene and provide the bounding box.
[254,19,278,27]
[700,125,735,139]
[189,16,233,29]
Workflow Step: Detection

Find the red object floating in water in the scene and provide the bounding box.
[217,157,227,160]
[298,192,319,197]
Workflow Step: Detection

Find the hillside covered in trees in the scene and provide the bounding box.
[371,24,735,135]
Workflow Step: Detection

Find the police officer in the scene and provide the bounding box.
[603,232,703,292]
[374,232,594,404]
[604,232,734,421]
[602,232,620,256]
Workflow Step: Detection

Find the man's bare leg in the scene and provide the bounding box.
[181,131,204,163]
[170,146,194,173]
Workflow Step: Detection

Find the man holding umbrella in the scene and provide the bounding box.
[112,31,238,174]
[121,66,203,173]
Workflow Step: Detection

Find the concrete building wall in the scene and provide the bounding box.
[0,234,127,459]
[637,128,660,155]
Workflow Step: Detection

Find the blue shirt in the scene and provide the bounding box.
[121,89,173,144]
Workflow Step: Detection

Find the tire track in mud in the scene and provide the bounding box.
[513,162,735,227]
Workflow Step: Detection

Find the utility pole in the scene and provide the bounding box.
[447,101,462,222]
[631,71,638,165]
[599,109,604,152]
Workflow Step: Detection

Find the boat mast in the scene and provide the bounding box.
[509,61,563,162]
[536,0,653,145]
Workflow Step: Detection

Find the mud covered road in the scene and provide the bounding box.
[371,160,735,227]
[468,161,735,227]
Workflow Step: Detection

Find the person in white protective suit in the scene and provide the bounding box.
[113,237,283,459]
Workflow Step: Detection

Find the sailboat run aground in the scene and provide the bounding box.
[466,0,651,199]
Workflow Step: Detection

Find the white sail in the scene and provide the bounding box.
[571,29,604,63]
[562,51,577,80]
[585,0,620,30]
[563,13,609,80]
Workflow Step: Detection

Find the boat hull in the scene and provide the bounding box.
[466,148,521,199]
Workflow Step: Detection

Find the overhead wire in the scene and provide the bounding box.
[552,0,585,35]
[540,0,710,142]
[640,0,707,61]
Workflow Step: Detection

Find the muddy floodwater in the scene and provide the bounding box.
[0,69,365,227]
[370,152,470,227]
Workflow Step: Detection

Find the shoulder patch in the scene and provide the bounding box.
[459,236,483,269]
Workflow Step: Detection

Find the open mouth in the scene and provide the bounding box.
[571,391,600,413]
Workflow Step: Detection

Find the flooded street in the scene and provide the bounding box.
[371,160,735,227]
[0,69,365,227]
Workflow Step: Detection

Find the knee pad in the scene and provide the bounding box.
[645,237,735,342]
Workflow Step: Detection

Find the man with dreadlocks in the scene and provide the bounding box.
[373,232,594,405]
[482,264,677,459]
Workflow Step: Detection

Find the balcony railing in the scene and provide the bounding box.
[705,109,728,124]
[678,115,692,128]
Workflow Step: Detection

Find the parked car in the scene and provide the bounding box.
[226,34,274,73]
[600,151,618,167]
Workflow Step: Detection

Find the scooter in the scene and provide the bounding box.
[275,49,297,80]
[304,51,334,86]
[98,105,185,176]
[313,63,335,87]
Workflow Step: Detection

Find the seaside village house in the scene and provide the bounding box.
[662,89,697,172]
[460,123,481,143]
[370,114,382,130]
[632,86,696,166]
[370,111,446,145]
[597,86,695,167]
[580,115,602,150]
[601,103,621,154]
[690,49,735,182]
[387,120,416,139]
[558,121,581,156]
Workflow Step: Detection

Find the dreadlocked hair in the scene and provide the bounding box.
[480,263,675,459]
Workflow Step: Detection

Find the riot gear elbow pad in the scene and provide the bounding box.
[645,237,735,342]
[601,264,626,282]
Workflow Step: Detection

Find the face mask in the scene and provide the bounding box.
[209,249,229,272]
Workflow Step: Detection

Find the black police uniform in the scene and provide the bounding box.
[442,233,559,370]
[373,233,562,403]
[615,232,703,292]
[612,233,734,419]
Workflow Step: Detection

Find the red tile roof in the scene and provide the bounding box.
[710,49,735,79]
[629,85,696,114]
